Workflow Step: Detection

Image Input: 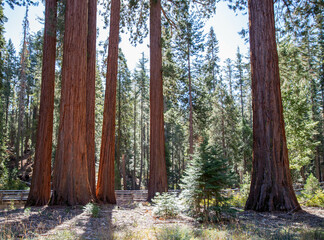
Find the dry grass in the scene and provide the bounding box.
[0,202,323,240]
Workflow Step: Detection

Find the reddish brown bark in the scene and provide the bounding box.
[26,0,57,206]
[96,0,120,204]
[147,0,168,201]
[245,0,300,212]
[86,0,97,196]
[50,0,92,206]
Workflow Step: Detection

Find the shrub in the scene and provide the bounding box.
[300,174,324,208]
[0,161,28,190]
[302,173,320,196]
[304,190,324,208]
[228,173,250,208]
[152,192,180,218]
[83,203,100,217]
[155,226,192,240]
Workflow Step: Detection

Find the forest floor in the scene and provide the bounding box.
[0,201,323,240]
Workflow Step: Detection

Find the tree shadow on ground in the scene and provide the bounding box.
[0,205,85,239]
[230,208,324,239]
[80,204,113,240]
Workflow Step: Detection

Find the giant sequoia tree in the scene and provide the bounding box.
[96,0,121,204]
[147,0,168,201]
[245,0,300,212]
[86,0,97,197]
[51,0,93,205]
[26,0,57,206]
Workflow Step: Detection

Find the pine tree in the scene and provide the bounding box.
[114,49,133,190]
[17,6,29,164]
[174,4,205,157]
[204,27,220,93]
[180,137,232,218]
[278,39,319,181]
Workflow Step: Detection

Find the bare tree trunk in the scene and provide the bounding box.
[17,7,29,166]
[96,0,120,204]
[147,0,168,201]
[26,0,57,206]
[133,84,137,190]
[188,45,194,157]
[139,96,144,189]
[122,154,127,190]
[86,0,97,196]
[50,0,93,206]
[31,105,38,148]
[146,122,150,187]
[221,91,226,158]
[245,0,300,212]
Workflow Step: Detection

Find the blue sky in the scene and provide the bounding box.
[3,1,249,71]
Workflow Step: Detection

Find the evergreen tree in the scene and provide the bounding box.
[174,4,205,157]
[180,137,232,219]
[204,27,220,93]
[115,49,133,190]
[279,39,319,181]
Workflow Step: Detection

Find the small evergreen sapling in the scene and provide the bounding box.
[152,192,180,218]
[180,138,232,220]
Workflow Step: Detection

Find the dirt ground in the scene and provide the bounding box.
[0,201,323,239]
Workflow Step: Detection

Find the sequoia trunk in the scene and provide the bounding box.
[96,0,120,204]
[147,0,168,201]
[245,0,301,212]
[51,0,92,205]
[86,0,97,196]
[26,0,57,206]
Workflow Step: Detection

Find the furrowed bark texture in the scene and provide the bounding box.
[245,0,301,212]
[26,0,57,206]
[86,0,97,196]
[147,0,168,201]
[51,0,92,206]
[96,0,120,204]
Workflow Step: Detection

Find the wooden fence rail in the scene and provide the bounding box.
[0,184,322,203]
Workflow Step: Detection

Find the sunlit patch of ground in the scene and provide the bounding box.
[0,202,323,239]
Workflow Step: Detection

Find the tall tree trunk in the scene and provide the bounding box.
[171,127,174,189]
[122,154,127,190]
[115,72,122,189]
[17,7,29,166]
[139,95,144,189]
[24,94,30,152]
[146,122,150,187]
[133,85,137,190]
[245,0,300,212]
[86,0,97,196]
[96,0,120,204]
[31,105,37,148]
[221,91,226,158]
[188,45,194,157]
[26,0,57,207]
[50,0,92,206]
[147,0,168,201]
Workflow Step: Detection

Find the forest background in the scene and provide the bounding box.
[0,0,323,200]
